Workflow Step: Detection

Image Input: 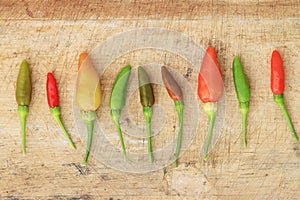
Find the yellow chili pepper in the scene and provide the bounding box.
[76,52,102,166]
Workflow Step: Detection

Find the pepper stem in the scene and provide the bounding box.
[274,95,298,142]
[202,102,217,161]
[240,102,249,148]
[81,111,96,166]
[50,107,76,150]
[111,110,128,161]
[18,106,29,156]
[143,107,153,163]
[174,100,183,167]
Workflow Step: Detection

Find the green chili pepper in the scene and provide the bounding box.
[138,67,155,163]
[15,60,32,155]
[110,65,132,161]
[161,66,183,167]
[232,56,250,148]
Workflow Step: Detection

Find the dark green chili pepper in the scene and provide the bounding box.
[232,56,250,147]
[138,67,155,107]
[138,66,155,163]
[110,65,132,161]
[15,60,32,155]
[161,66,183,167]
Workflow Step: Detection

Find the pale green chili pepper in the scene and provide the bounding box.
[110,65,131,161]
[16,60,32,155]
[138,67,155,163]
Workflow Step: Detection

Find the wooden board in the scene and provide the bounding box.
[0,1,299,199]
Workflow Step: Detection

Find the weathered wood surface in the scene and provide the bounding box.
[1,1,300,199]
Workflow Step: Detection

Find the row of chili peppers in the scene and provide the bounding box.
[15,48,298,166]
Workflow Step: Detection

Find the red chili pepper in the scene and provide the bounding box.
[46,72,76,149]
[198,47,223,103]
[47,73,59,108]
[197,47,223,160]
[271,50,285,95]
[271,50,298,142]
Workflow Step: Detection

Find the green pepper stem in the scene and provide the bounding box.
[143,107,153,163]
[203,102,217,161]
[81,111,96,166]
[204,113,216,161]
[18,106,29,156]
[50,107,76,150]
[174,100,183,167]
[240,102,249,148]
[111,110,128,161]
[274,95,298,142]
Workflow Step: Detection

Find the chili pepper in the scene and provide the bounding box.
[161,66,183,167]
[110,65,132,161]
[138,66,155,163]
[46,72,76,150]
[271,50,298,142]
[197,47,223,160]
[76,52,102,166]
[16,60,32,155]
[232,56,250,147]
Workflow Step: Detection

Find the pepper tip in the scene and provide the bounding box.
[78,52,89,70]
[292,135,299,143]
[47,72,53,77]
[272,49,279,55]
[233,55,240,61]
[21,59,28,65]
[206,46,215,52]
[71,144,76,150]
[174,160,178,167]
[271,50,282,61]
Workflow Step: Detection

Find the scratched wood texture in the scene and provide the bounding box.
[1,0,300,199]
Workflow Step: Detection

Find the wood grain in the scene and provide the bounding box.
[0,1,300,199]
[1,0,300,20]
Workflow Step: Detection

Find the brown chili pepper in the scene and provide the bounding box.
[161,66,183,167]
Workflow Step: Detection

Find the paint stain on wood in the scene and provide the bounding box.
[184,67,193,80]
[69,195,91,200]
[63,163,89,175]
[25,7,33,18]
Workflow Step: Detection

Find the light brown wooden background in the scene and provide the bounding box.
[1,1,299,199]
